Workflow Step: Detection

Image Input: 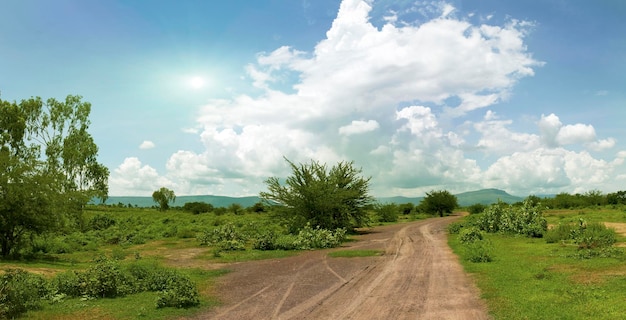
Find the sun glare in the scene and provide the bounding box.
[188,76,205,89]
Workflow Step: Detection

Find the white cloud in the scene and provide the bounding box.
[106,0,623,197]
[339,120,380,135]
[139,140,155,149]
[109,157,173,196]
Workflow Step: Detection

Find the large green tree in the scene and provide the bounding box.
[152,187,176,211]
[0,95,109,257]
[420,190,458,217]
[260,158,373,231]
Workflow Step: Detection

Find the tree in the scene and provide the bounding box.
[0,95,109,257]
[260,158,373,231]
[152,187,176,211]
[420,190,458,217]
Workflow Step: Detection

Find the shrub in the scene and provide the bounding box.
[447,222,464,234]
[253,230,278,250]
[476,199,547,237]
[81,256,133,298]
[465,240,493,263]
[89,213,116,230]
[198,223,247,251]
[572,221,616,250]
[467,203,486,215]
[459,227,484,243]
[0,269,48,319]
[155,272,200,309]
[50,270,83,297]
[545,223,575,243]
[375,204,399,223]
[293,224,346,250]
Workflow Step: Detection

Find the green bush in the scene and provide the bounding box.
[198,223,247,251]
[50,270,83,297]
[0,269,48,319]
[81,256,133,298]
[476,199,547,237]
[154,272,200,308]
[545,223,575,243]
[293,224,346,250]
[447,222,464,234]
[467,203,486,215]
[465,240,493,263]
[89,213,116,230]
[375,203,399,223]
[459,227,484,243]
[253,230,278,250]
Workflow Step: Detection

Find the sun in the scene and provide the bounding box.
[188,76,205,89]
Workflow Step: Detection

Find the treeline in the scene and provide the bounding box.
[527,190,626,209]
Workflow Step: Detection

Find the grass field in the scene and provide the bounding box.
[449,206,626,319]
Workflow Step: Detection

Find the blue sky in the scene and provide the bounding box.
[1,0,625,197]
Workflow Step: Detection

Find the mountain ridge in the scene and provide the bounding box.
[100,188,525,208]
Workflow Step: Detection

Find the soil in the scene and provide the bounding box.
[184,215,490,320]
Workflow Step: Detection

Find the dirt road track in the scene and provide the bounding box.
[187,215,490,319]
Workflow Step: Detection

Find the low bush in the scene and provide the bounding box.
[0,269,49,319]
[459,227,484,243]
[198,223,247,251]
[375,203,399,223]
[464,240,493,263]
[475,199,547,237]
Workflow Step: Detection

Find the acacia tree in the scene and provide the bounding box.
[260,158,373,231]
[420,190,458,217]
[152,187,176,211]
[0,95,109,257]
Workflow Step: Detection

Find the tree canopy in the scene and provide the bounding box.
[260,158,373,232]
[152,187,176,211]
[420,190,458,217]
[0,95,109,257]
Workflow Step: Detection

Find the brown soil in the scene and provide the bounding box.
[184,215,490,320]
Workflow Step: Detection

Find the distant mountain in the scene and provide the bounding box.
[377,188,523,207]
[101,195,262,208]
[101,188,523,208]
[454,188,523,206]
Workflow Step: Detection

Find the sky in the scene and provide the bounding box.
[1,0,625,198]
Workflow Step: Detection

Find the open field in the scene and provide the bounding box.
[449,206,626,319]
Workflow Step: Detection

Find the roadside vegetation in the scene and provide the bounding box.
[449,193,626,319]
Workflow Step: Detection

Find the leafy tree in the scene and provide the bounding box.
[228,203,243,215]
[182,201,213,214]
[0,95,108,257]
[420,190,458,217]
[607,191,626,205]
[399,203,415,215]
[260,158,373,231]
[152,187,176,211]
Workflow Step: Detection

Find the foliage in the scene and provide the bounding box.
[375,203,399,223]
[152,187,176,211]
[88,213,116,230]
[467,203,486,215]
[464,240,493,263]
[0,269,48,319]
[198,223,246,251]
[0,95,108,258]
[459,227,484,243]
[419,190,458,217]
[182,202,213,214]
[546,219,617,254]
[475,199,547,237]
[260,158,373,231]
[399,203,414,215]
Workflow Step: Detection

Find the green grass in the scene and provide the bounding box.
[328,249,383,258]
[449,207,626,319]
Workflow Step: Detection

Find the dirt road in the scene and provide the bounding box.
[189,215,490,319]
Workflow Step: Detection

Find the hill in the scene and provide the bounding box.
[102,195,262,208]
[101,188,523,208]
[377,188,523,207]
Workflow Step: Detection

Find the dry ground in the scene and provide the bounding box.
[184,215,490,320]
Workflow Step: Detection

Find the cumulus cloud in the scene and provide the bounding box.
[109,157,173,196]
[339,120,380,135]
[139,140,155,149]
[107,0,622,197]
